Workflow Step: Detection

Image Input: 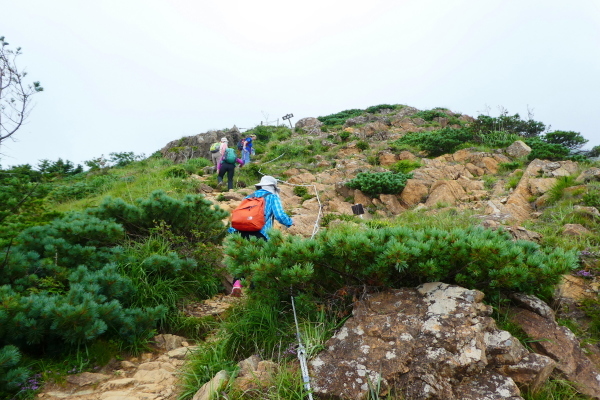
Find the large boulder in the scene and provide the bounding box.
[295,117,323,133]
[311,283,552,400]
[506,141,531,158]
[510,294,600,399]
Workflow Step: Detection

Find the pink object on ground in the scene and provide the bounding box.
[231,280,242,297]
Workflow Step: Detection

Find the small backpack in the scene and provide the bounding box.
[223,148,237,164]
[231,194,271,231]
[210,142,220,153]
[237,140,244,151]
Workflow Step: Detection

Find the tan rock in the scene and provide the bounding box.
[379,194,406,215]
[132,368,174,385]
[400,179,429,207]
[100,378,137,391]
[528,178,557,196]
[464,163,485,176]
[506,141,531,158]
[378,152,397,166]
[575,167,600,183]
[481,157,499,174]
[354,189,373,206]
[288,172,316,185]
[556,275,597,302]
[167,346,196,359]
[192,370,230,400]
[397,150,418,161]
[66,372,111,387]
[457,176,485,192]
[495,353,556,392]
[425,180,467,207]
[563,224,592,236]
[452,148,475,163]
[511,307,600,399]
[100,391,138,400]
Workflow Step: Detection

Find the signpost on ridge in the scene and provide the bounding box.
[282,113,294,129]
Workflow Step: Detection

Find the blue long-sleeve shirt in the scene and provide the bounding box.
[228,189,293,239]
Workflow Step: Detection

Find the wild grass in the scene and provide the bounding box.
[522,378,592,400]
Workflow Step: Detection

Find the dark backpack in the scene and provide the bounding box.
[223,148,237,164]
[237,140,244,151]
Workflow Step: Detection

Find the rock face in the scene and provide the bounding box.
[295,117,323,133]
[505,141,531,158]
[510,295,600,399]
[311,283,552,400]
[161,126,241,163]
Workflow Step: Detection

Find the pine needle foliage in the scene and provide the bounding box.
[224,224,577,302]
[0,190,229,358]
[346,171,411,197]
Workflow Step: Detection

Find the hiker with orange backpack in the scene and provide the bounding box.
[228,176,293,296]
[229,175,293,241]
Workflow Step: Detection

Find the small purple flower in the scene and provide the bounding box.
[575,270,593,277]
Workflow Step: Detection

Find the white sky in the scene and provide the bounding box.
[2,0,599,168]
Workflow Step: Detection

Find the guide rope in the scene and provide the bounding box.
[291,295,314,400]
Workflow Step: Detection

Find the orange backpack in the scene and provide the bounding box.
[231,194,270,231]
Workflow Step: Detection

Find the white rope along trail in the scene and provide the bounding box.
[291,295,315,400]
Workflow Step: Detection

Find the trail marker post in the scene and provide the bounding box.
[282,113,294,129]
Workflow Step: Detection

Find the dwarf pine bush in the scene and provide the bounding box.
[224,224,577,302]
[346,171,411,197]
[0,190,228,357]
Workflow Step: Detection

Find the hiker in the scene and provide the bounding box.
[228,175,293,296]
[211,137,228,170]
[241,136,253,164]
[217,146,244,190]
[229,175,293,241]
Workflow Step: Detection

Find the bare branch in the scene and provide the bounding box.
[0,37,43,147]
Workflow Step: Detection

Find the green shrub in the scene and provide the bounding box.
[224,225,577,303]
[365,104,398,114]
[583,187,600,209]
[505,171,523,190]
[163,165,188,178]
[293,186,309,197]
[524,137,571,161]
[340,131,350,141]
[346,172,411,197]
[499,161,522,172]
[356,140,369,151]
[543,131,588,150]
[0,191,227,356]
[413,109,448,121]
[395,128,473,157]
[475,131,523,148]
[389,160,421,174]
[317,109,364,126]
[49,175,118,203]
[547,176,576,204]
[0,345,29,398]
[469,112,546,138]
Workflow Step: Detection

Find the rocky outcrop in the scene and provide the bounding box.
[161,126,241,163]
[295,117,323,133]
[311,283,554,400]
[575,167,600,183]
[510,294,600,399]
[43,334,195,400]
[505,141,531,158]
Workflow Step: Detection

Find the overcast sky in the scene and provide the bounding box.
[2,0,599,168]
